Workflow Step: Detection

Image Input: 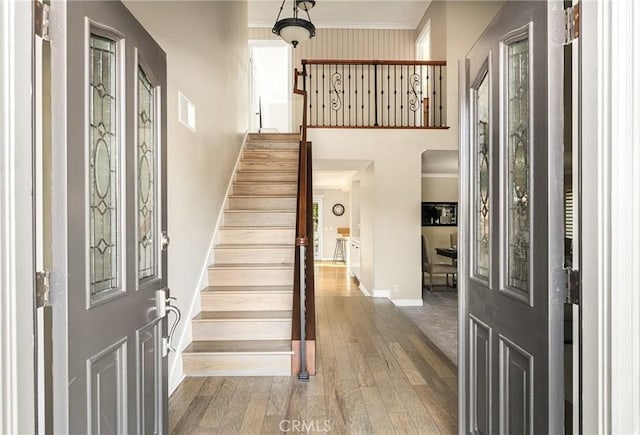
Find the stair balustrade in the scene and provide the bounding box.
[300,59,448,129]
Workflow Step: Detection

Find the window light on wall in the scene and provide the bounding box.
[178,91,196,131]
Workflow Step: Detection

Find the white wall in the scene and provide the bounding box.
[124,0,248,392]
[313,188,350,260]
[350,179,361,238]
[359,162,375,293]
[250,27,417,129]
[415,1,504,150]
[311,129,433,303]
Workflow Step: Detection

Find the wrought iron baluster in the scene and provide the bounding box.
[315,65,318,126]
[361,66,365,127]
[308,69,312,125]
[373,63,378,127]
[368,65,371,126]
[341,64,345,127]
[348,64,351,127]
[439,65,443,127]
[432,65,437,127]
[413,64,417,127]
[426,65,431,127]
[322,65,326,126]
[394,65,397,127]
[386,65,390,127]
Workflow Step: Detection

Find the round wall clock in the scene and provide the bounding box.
[332,203,345,216]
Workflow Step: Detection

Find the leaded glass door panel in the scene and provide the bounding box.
[49,1,168,433]
[460,1,565,433]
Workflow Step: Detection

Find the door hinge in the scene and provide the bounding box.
[34,1,50,41]
[564,267,580,304]
[35,270,51,308]
[161,231,171,251]
[564,2,580,44]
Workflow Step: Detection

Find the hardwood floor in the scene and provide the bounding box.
[170,263,458,434]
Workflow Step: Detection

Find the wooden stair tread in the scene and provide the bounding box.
[228,194,296,198]
[233,181,296,184]
[220,226,295,230]
[224,209,294,213]
[193,310,292,321]
[184,339,292,354]
[247,133,299,139]
[202,285,293,293]
[236,170,298,173]
[214,244,293,249]
[209,263,294,270]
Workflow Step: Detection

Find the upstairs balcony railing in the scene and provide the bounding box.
[300,59,448,129]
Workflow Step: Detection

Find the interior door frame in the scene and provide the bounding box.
[0,1,36,433]
[457,1,566,432]
[580,2,640,434]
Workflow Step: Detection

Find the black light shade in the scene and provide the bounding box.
[272,0,316,48]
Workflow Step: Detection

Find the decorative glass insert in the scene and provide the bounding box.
[89,34,119,295]
[506,38,530,292]
[475,72,490,278]
[137,67,156,281]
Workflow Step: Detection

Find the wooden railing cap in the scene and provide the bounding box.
[301,59,447,66]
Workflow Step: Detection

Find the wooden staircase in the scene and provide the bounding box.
[183,133,300,376]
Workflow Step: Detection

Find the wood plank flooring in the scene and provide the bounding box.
[170,262,458,434]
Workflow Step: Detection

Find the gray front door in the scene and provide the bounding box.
[460,1,565,433]
[50,1,168,433]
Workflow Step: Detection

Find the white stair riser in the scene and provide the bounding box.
[215,247,294,264]
[235,171,298,182]
[233,183,297,196]
[192,320,291,341]
[228,196,296,210]
[242,150,298,161]
[238,161,297,171]
[183,353,291,376]
[208,268,293,286]
[201,291,293,311]
[218,228,294,244]
[225,211,296,227]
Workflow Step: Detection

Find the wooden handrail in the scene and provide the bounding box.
[292,66,315,376]
[294,68,308,247]
[302,59,447,66]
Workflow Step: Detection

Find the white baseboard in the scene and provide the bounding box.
[372,289,391,298]
[169,373,186,397]
[168,131,248,391]
[358,283,370,296]
[391,298,424,307]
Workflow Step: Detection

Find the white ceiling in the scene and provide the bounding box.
[249,0,431,30]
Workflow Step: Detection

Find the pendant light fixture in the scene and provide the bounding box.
[272,0,316,48]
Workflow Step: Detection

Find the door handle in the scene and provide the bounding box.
[155,290,181,355]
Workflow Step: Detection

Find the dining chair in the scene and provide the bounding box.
[422,235,457,292]
[450,232,458,248]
